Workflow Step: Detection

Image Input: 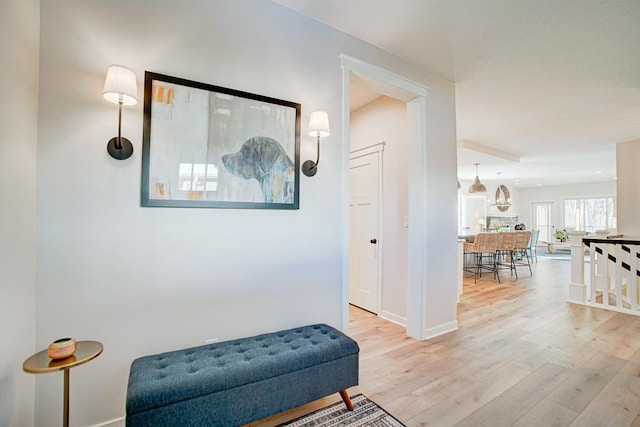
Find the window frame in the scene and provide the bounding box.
[562,195,616,233]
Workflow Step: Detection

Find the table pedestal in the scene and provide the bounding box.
[63,369,69,427]
[23,340,103,427]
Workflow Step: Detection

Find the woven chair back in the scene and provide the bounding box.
[496,232,517,251]
[474,232,500,253]
[514,230,532,250]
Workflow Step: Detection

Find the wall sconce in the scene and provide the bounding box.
[302,111,330,177]
[102,65,138,160]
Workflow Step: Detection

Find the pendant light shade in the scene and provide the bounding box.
[468,163,487,193]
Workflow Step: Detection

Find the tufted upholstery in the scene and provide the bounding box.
[126,324,359,426]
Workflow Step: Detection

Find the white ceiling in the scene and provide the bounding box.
[272,0,640,188]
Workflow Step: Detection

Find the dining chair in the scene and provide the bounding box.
[495,232,517,283]
[513,230,533,277]
[464,232,500,283]
[527,229,540,263]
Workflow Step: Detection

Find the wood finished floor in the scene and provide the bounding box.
[250,258,640,427]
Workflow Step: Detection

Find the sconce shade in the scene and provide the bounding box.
[103,65,138,106]
[308,111,330,138]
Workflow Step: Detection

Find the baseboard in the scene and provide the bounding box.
[566,299,637,316]
[89,416,125,427]
[424,320,458,340]
[379,310,407,327]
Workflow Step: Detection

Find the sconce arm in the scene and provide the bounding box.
[116,99,124,150]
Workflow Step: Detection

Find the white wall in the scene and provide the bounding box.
[350,96,408,324]
[36,0,457,425]
[0,0,39,425]
[616,139,640,238]
[516,181,617,232]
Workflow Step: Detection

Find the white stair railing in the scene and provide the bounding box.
[568,231,640,315]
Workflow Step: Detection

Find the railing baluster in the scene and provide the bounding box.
[602,243,609,307]
[632,246,639,312]
[615,245,623,309]
[589,244,596,304]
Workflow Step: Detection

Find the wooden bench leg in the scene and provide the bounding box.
[339,390,354,411]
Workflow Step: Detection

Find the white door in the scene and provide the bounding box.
[349,152,380,313]
[532,201,554,242]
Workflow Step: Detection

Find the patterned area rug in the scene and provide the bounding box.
[277,394,406,427]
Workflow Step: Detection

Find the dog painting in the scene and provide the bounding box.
[221,136,295,204]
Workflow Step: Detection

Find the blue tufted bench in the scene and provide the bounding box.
[125,324,359,426]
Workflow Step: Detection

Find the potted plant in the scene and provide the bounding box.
[554,229,568,242]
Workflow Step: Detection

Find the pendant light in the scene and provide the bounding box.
[468,163,487,193]
[494,172,512,212]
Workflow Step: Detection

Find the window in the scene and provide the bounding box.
[564,197,616,232]
[458,194,486,235]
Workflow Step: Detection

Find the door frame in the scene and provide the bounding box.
[350,142,385,314]
[531,200,555,242]
[340,54,436,339]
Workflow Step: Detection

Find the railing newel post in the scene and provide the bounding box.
[568,230,587,304]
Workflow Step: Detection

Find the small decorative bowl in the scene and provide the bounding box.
[48,338,76,360]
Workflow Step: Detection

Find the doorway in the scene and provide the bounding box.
[349,96,410,327]
[340,54,444,340]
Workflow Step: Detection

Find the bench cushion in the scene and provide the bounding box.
[126,323,359,416]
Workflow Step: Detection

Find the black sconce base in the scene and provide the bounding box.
[302,160,318,177]
[107,137,134,160]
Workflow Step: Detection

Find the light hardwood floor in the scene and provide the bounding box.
[252,258,640,426]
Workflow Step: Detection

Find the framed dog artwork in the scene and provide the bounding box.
[141,72,301,209]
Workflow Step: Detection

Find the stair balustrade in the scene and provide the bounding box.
[568,230,640,315]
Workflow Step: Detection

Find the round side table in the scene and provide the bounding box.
[23,340,103,427]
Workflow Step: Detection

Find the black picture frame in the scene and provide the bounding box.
[141,72,301,209]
